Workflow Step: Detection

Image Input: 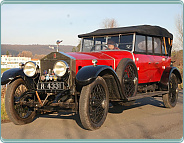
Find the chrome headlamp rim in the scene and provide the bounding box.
[23,61,38,77]
[53,60,69,77]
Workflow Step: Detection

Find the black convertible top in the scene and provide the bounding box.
[78,25,173,39]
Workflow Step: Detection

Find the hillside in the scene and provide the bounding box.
[1,44,74,56]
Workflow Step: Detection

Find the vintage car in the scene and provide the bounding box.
[1,25,182,130]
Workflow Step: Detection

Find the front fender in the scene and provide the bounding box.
[76,65,127,100]
[76,65,115,85]
[159,67,182,90]
[1,68,25,85]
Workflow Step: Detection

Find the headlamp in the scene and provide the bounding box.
[23,61,37,77]
[53,60,68,77]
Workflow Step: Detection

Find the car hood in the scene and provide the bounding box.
[65,51,133,73]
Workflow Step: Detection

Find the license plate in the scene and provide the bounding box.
[37,82,64,90]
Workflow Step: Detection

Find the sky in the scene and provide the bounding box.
[1,3,183,46]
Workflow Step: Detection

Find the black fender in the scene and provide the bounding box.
[1,68,25,85]
[159,67,182,90]
[76,65,126,100]
[76,65,115,85]
[1,68,37,90]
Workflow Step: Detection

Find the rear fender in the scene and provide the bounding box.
[159,67,182,90]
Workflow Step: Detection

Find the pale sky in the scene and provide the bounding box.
[1,3,183,46]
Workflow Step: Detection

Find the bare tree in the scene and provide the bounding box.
[17,51,33,58]
[175,14,183,50]
[33,54,46,59]
[101,18,119,28]
[72,41,81,52]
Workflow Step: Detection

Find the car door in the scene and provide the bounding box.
[134,35,155,84]
[152,37,164,82]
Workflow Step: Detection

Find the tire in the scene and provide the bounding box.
[79,76,109,130]
[162,73,179,108]
[5,78,36,125]
[116,58,138,98]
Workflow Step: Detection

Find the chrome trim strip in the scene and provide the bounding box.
[132,33,136,62]
[132,33,136,53]
[59,52,76,60]
[101,53,116,70]
[80,38,83,52]
[58,51,76,94]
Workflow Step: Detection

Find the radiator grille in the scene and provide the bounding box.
[40,52,70,75]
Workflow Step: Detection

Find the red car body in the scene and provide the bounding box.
[67,51,171,84]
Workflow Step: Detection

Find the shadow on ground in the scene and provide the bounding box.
[108,96,165,114]
[109,90,183,114]
[35,91,182,129]
[36,112,85,129]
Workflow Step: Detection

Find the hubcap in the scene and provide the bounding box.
[133,77,138,85]
[176,88,179,94]
[101,100,106,109]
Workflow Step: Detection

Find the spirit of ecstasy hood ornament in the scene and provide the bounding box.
[56,40,63,52]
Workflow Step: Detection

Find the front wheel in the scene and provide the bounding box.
[5,78,36,125]
[162,73,179,108]
[79,76,109,130]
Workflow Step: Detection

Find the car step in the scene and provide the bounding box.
[128,91,169,101]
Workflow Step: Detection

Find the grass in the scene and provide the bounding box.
[1,84,10,123]
[179,82,183,90]
[1,68,10,74]
[1,68,10,122]
[1,98,9,122]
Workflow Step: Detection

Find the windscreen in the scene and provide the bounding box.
[82,34,133,52]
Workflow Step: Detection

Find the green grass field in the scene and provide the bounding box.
[1,68,10,74]
[1,98,9,122]
[1,68,10,122]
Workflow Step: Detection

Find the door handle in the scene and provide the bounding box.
[155,62,159,64]
[148,62,151,64]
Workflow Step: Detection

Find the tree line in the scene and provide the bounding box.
[5,50,46,60]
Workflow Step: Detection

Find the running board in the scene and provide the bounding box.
[128,91,168,101]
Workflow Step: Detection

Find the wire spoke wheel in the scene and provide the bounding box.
[5,78,36,125]
[79,76,109,130]
[89,84,106,124]
[168,74,178,104]
[14,84,32,118]
[163,73,178,108]
[123,63,137,97]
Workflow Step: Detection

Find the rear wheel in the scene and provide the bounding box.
[79,76,109,130]
[162,73,179,108]
[5,78,36,125]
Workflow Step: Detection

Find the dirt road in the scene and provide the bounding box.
[1,91,183,139]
